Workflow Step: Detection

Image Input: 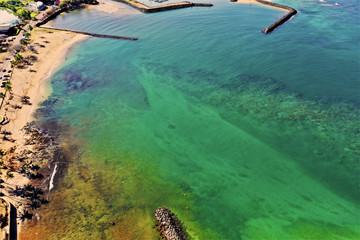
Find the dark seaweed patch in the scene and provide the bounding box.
[168,124,176,129]
[61,71,97,92]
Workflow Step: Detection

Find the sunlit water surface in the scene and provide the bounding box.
[21,0,359,239]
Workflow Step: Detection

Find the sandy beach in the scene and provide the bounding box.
[234,0,258,3]
[0,28,87,152]
[0,27,87,238]
[234,0,288,12]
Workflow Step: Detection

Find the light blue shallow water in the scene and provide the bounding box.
[27,0,360,239]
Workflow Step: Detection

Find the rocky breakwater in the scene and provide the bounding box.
[146,2,213,13]
[38,26,138,41]
[154,207,189,240]
[231,0,297,33]
[113,0,212,13]
[255,0,297,34]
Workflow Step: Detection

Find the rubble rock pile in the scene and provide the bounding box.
[154,207,189,240]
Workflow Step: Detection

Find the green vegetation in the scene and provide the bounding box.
[30,11,38,19]
[11,52,24,66]
[15,52,23,61]
[24,31,30,38]
[4,82,12,92]
[59,0,69,9]
[15,7,30,19]
[20,38,28,45]
[57,0,99,9]
[6,172,14,179]
[0,0,31,20]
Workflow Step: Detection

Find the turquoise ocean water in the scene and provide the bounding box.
[24,0,359,239]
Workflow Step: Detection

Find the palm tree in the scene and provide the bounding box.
[6,172,14,179]
[15,53,24,62]
[20,39,28,45]
[4,82,12,92]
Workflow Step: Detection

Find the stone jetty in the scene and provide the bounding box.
[37,26,138,41]
[35,9,65,27]
[35,8,138,41]
[113,0,213,13]
[154,207,188,240]
[232,0,297,34]
[255,0,297,34]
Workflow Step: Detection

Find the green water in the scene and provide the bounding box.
[25,0,360,239]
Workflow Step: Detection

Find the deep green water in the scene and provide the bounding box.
[26,0,359,239]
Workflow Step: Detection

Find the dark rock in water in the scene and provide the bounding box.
[228,74,286,95]
[62,71,96,92]
[168,124,176,130]
[154,207,188,240]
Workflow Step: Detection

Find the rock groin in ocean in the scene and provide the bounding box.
[255,0,297,34]
[231,0,297,34]
[154,207,189,240]
[113,0,212,13]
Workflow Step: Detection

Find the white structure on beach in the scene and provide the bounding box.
[0,10,21,33]
[0,24,11,33]
[26,1,46,12]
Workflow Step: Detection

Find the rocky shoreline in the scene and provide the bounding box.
[0,120,60,239]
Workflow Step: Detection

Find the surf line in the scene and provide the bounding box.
[49,163,58,192]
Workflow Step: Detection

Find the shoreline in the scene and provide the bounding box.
[0,27,88,238]
[234,0,287,12]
